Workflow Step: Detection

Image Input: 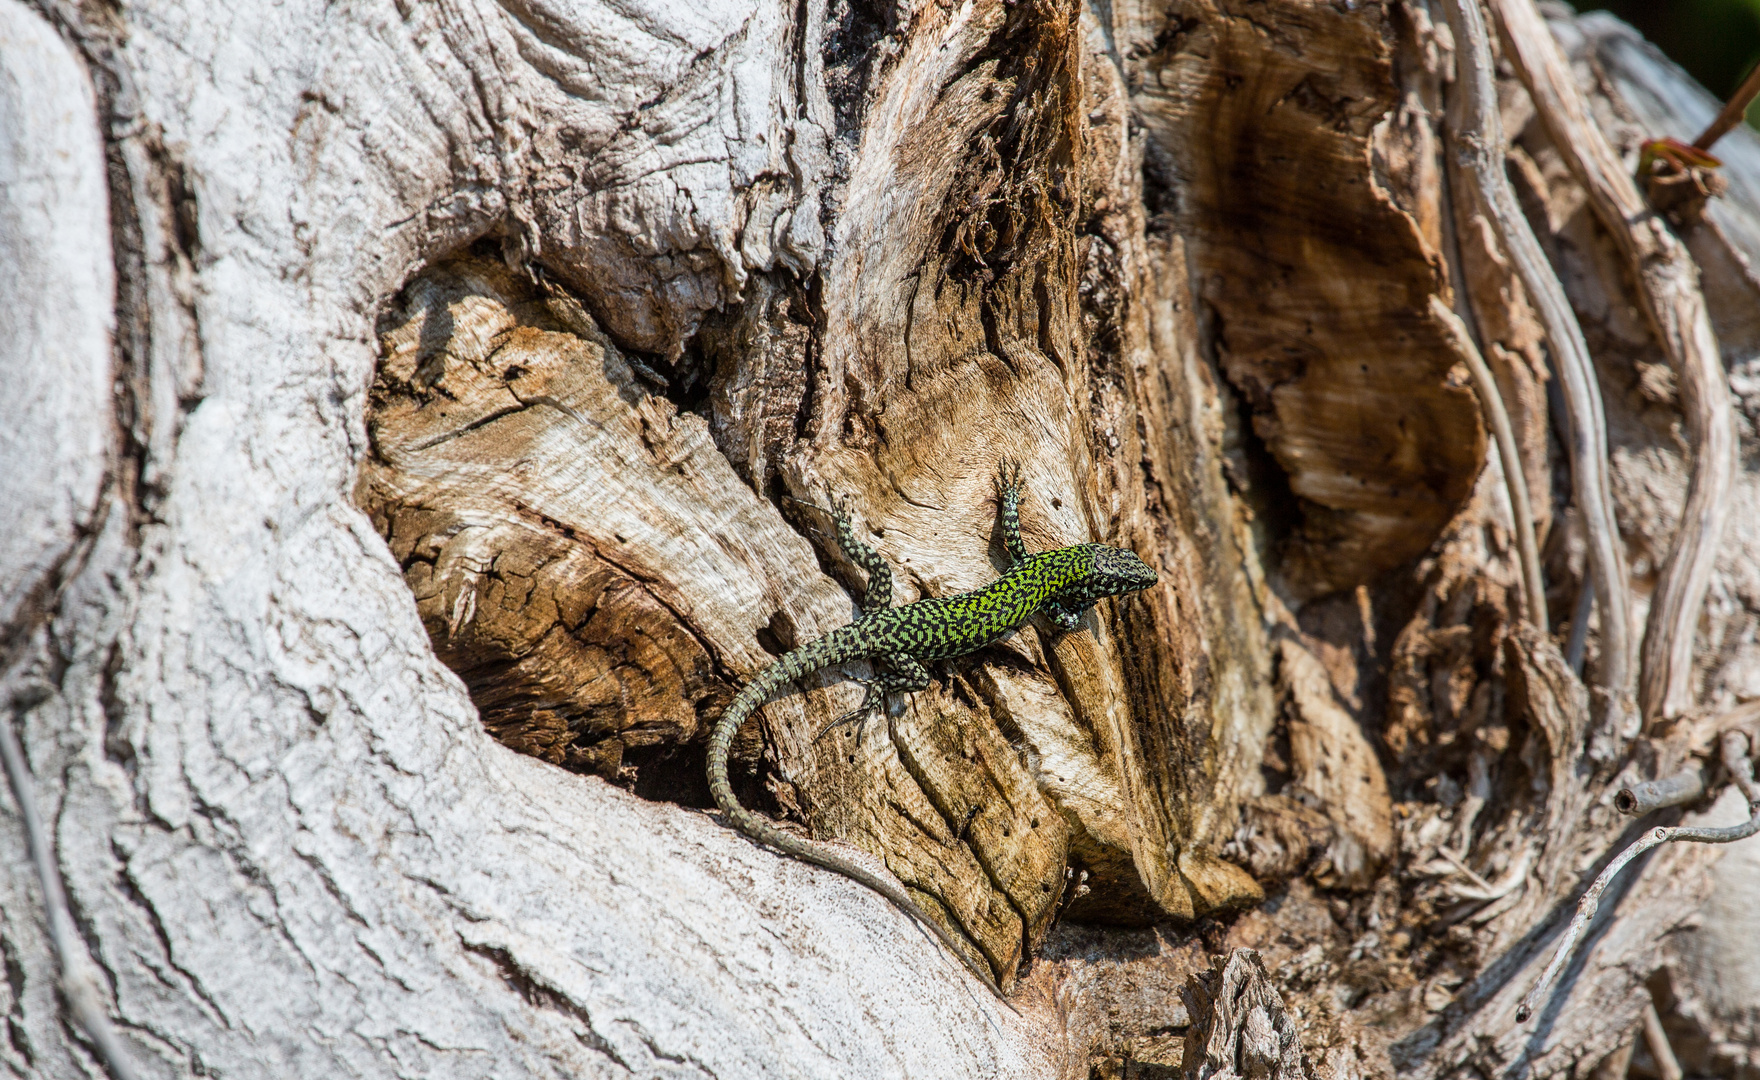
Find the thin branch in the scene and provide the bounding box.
[1439,0,1634,710]
[1431,298,1548,632]
[1491,0,1737,724]
[1438,846,1496,893]
[1692,60,1760,152]
[1441,846,1533,904]
[1593,1028,1639,1080]
[0,711,141,1080]
[1516,730,1760,1023]
[1565,580,1594,676]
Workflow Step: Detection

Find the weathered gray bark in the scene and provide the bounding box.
[5,0,1760,1077]
[0,0,1053,1074]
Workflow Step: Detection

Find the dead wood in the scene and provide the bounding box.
[1438,0,1635,726]
[1183,948,1307,1080]
[7,0,1760,1076]
[1517,731,1760,1023]
[1490,0,1738,726]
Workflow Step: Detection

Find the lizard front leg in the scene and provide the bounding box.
[994,459,1028,567]
[831,495,894,613]
[1042,598,1087,632]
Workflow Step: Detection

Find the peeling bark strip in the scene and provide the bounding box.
[1490,0,1736,724]
[1438,0,1635,712]
[9,0,1760,1073]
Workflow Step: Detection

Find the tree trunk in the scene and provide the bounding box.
[3,0,1759,1077]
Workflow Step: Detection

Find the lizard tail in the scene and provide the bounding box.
[705,636,1003,997]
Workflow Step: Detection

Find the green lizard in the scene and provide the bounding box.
[706,461,1159,992]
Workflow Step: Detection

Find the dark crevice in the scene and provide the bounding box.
[0,934,29,1070]
[625,343,711,417]
[1034,269,1060,371]
[681,269,815,494]
[979,301,1005,363]
[113,855,225,1023]
[933,0,1082,289]
[1141,130,1183,227]
[460,941,633,1072]
[794,275,826,448]
[822,0,896,146]
[152,145,201,261]
[1216,355,1301,552]
[626,739,716,807]
[97,639,135,779]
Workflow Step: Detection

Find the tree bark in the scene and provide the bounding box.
[4,0,1760,1077]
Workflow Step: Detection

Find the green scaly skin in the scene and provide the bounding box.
[706,462,1159,994]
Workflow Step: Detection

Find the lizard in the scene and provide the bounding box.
[705,460,1160,993]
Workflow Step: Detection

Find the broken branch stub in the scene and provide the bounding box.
[1182,948,1306,1080]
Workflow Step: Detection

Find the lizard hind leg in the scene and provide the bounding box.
[814,681,885,743]
[813,655,932,743]
[831,495,894,613]
[994,459,1028,566]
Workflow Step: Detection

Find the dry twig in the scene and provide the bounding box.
[1439,0,1633,709]
[1440,846,1533,905]
[1616,766,1705,816]
[1515,730,1760,1023]
[1692,60,1760,152]
[1492,0,1737,724]
[1432,298,1548,631]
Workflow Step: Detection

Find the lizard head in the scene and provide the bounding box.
[1090,543,1159,595]
[1061,543,1159,603]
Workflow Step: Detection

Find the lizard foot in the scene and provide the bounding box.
[994,457,1024,500]
[814,682,885,743]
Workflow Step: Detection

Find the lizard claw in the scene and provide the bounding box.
[813,708,869,744]
[994,458,1024,500]
[814,681,884,743]
[1049,607,1083,632]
